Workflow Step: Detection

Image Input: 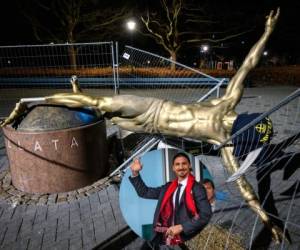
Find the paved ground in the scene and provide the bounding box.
[0,86,299,249]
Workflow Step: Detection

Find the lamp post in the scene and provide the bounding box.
[126,20,136,45]
[200,44,210,68]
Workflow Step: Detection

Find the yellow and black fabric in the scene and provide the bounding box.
[231,113,273,159]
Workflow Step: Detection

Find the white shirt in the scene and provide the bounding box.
[172,177,188,208]
[210,200,216,212]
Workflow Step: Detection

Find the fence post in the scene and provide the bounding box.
[111,42,118,95]
[115,42,120,94]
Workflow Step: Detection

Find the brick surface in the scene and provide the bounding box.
[0,87,300,249]
[69,236,83,250]
[97,189,109,204]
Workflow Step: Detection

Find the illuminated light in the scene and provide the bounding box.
[202,45,209,52]
[127,20,136,31]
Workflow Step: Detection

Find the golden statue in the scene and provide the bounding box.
[1,9,286,243]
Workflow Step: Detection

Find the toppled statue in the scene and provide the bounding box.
[1,9,287,243]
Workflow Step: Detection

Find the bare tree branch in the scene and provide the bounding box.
[139,0,252,64]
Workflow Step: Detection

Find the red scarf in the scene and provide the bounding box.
[155,174,199,245]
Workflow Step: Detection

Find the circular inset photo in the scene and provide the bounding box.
[119,148,212,240]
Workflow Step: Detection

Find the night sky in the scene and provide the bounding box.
[0,0,299,64]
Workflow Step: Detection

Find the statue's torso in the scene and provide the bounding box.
[156,100,237,144]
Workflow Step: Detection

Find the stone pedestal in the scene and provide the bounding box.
[3,105,108,193]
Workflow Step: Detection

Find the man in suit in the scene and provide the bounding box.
[129,152,212,249]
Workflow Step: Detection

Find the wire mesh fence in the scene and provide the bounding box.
[118,45,228,102]
[0,42,116,117]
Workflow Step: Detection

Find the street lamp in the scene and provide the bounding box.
[126,20,136,46]
[200,44,210,69]
[126,20,136,31]
[201,45,209,53]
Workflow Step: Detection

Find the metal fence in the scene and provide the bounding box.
[0,42,227,109]
[0,42,118,117]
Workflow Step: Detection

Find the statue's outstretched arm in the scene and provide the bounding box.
[223,8,280,109]
[0,76,84,127]
[221,145,287,243]
[0,93,159,129]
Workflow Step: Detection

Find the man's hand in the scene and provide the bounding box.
[166,225,183,237]
[130,158,142,177]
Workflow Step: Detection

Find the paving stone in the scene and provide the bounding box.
[92,215,105,230]
[12,238,30,250]
[17,216,36,238]
[88,193,101,214]
[2,229,19,246]
[101,203,115,223]
[69,236,83,250]
[0,206,16,223]
[69,228,82,239]
[57,202,69,211]
[10,205,27,223]
[98,189,109,204]
[113,210,126,227]
[79,199,92,221]
[56,229,70,243]
[25,204,37,216]
[27,236,43,250]
[42,227,57,244]
[0,227,8,246]
[69,219,83,232]
[32,224,45,234]
[1,242,14,250]
[79,196,90,208]
[69,211,81,222]
[81,220,94,233]
[106,220,119,234]
[33,206,48,225]
[106,184,119,200]
[82,227,96,249]
[46,204,59,221]
[57,218,70,235]
[55,239,69,250]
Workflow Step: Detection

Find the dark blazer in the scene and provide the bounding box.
[129,175,212,242]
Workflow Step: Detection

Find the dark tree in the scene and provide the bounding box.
[139,0,253,69]
[17,0,132,66]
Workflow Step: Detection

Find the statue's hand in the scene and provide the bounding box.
[265,8,280,33]
[0,102,28,128]
[270,223,291,244]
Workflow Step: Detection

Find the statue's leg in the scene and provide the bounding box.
[221,146,285,243]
